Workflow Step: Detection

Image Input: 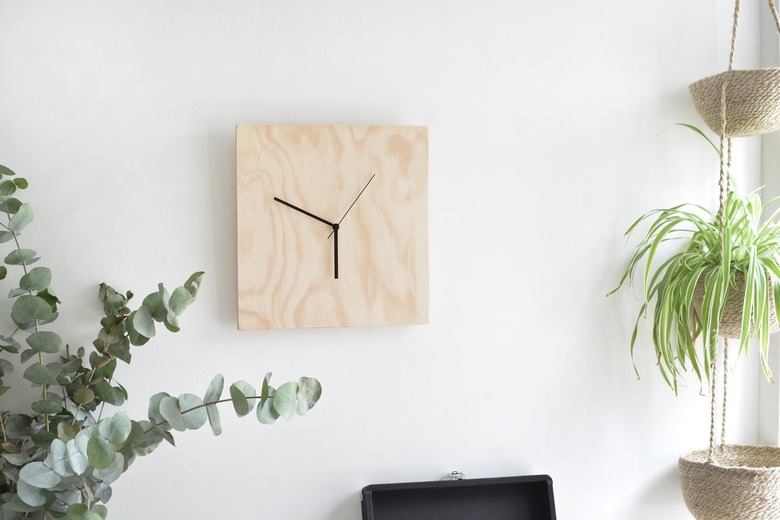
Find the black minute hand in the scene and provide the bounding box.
[273,197,335,227]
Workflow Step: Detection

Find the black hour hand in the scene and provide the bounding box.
[273,197,334,227]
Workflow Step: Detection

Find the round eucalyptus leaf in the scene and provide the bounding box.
[26,331,62,354]
[178,393,207,430]
[272,381,299,420]
[47,439,69,477]
[65,503,103,520]
[5,414,32,439]
[159,396,186,432]
[141,288,168,322]
[31,398,62,415]
[0,358,13,376]
[93,504,108,520]
[19,461,61,489]
[74,387,95,405]
[203,373,224,403]
[125,311,150,346]
[20,267,52,292]
[0,164,16,177]
[5,248,39,266]
[169,286,195,316]
[296,377,322,415]
[129,420,164,456]
[16,479,47,507]
[87,436,116,470]
[0,179,16,196]
[147,392,171,428]
[98,412,132,447]
[131,306,155,338]
[94,481,113,504]
[13,178,28,189]
[12,295,52,326]
[206,404,222,436]
[8,287,27,298]
[66,439,89,475]
[23,363,59,385]
[0,266,6,280]
[229,380,256,417]
[93,452,124,484]
[257,395,279,425]
[7,203,33,233]
[0,197,22,215]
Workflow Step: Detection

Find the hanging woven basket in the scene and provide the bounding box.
[688,0,780,137]
[680,445,780,519]
[689,68,780,137]
[692,270,780,338]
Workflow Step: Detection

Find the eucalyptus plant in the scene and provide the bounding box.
[609,165,780,393]
[0,164,322,520]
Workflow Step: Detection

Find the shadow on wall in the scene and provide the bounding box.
[207,128,239,326]
[326,492,363,520]
[616,466,685,519]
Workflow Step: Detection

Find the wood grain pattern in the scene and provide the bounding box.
[236,125,428,329]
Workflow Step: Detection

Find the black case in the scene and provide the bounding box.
[361,474,556,520]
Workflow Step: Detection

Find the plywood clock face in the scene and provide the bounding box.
[236,125,428,329]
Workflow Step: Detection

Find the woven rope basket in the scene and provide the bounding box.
[680,445,780,519]
[689,68,780,138]
[692,271,780,338]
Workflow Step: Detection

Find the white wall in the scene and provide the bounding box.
[0,1,767,519]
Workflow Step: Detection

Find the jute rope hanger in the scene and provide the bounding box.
[707,0,780,464]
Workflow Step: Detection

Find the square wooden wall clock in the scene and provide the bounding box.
[236,125,428,329]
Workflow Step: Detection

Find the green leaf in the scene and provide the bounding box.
[257,387,278,425]
[7,203,33,233]
[230,381,256,417]
[273,382,299,420]
[204,374,224,402]
[93,452,124,484]
[31,398,62,414]
[23,363,59,385]
[295,377,322,415]
[20,348,37,364]
[0,198,22,215]
[0,164,16,177]
[99,283,127,316]
[129,420,164,456]
[0,179,16,196]
[132,305,156,338]
[206,404,222,435]
[5,248,39,266]
[93,380,123,406]
[0,266,6,280]
[20,267,52,292]
[74,387,95,405]
[87,436,116,470]
[65,503,103,520]
[126,310,150,346]
[185,271,205,293]
[159,396,186,432]
[169,286,195,316]
[147,392,171,428]
[12,295,52,326]
[13,178,28,189]
[93,505,108,519]
[98,412,132,447]
[26,331,62,353]
[142,286,168,322]
[19,461,61,489]
[16,479,47,507]
[179,393,207,430]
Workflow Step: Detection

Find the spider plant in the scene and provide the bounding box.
[609,187,780,392]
